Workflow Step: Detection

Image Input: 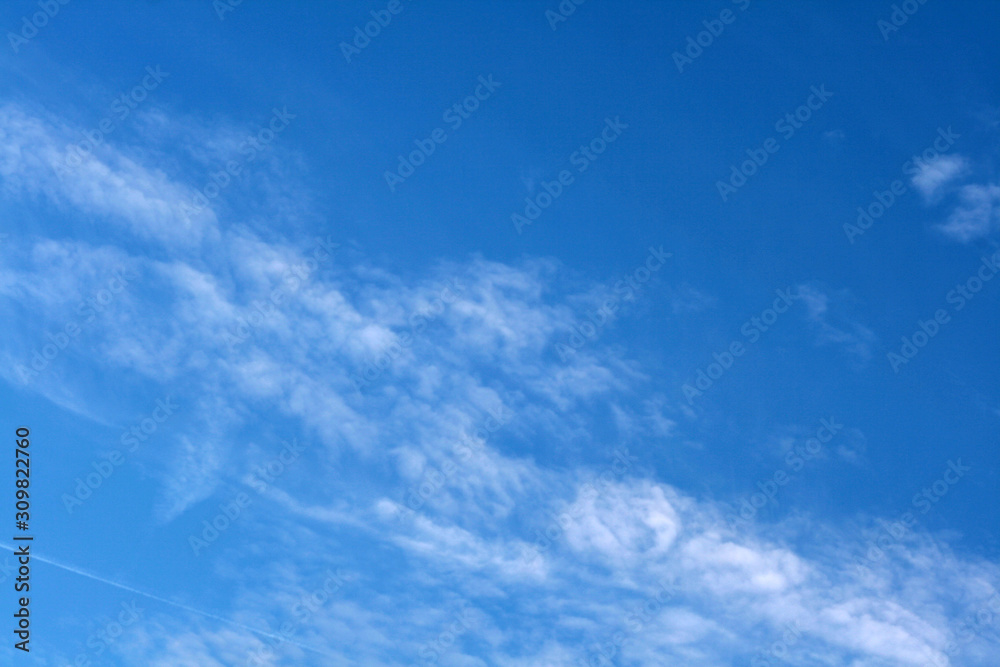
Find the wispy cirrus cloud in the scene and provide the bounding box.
[0,103,218,247]
[3,99,997,667]
[796,283,878,365]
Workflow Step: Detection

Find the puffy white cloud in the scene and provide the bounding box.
[936,182,1000,242]
[911,154,969,202]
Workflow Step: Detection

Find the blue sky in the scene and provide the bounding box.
[1,0,999,664]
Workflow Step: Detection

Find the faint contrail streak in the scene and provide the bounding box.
[0,544,340,660]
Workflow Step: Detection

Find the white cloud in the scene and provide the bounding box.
[911,154,969,202]
[0,103,217,247]
[936,182,1000,242]
[563,481,681,564]
[797,283,877,364]
[7,101,998,667]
